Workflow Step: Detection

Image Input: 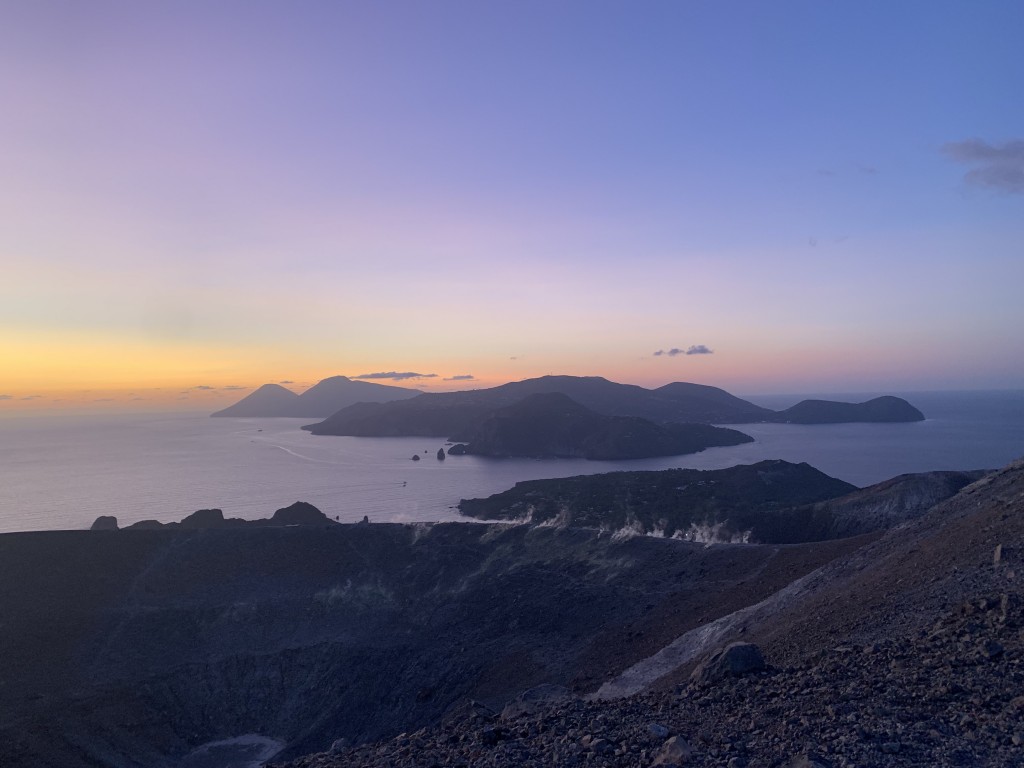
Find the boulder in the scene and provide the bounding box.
[690,642,765,685]
[652,735,693,765]
[89,515,118,531]
[500,684,571,721]
[437,448,446,461]
[447,444,469,455]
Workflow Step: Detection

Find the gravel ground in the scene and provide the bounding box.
[277,588,1023,768]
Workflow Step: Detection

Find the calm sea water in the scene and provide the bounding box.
[0,390,1021,533]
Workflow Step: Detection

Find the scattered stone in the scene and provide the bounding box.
[652,735,693,765]
[500,684,571,721]
[648,723,670,739]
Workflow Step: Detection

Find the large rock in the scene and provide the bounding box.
[690,642,765,685]
[651,735,693,765]
[500,684,571,721]
[89,516,118,531]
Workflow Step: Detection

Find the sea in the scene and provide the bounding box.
[0,390,1021,534]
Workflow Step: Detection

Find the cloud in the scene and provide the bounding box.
[686,345,714,355]
[192,385,215,391]
[817,168,836,177]
[93,398,114,402]
[942,138,1024,194]
[857,163,878,175]
[653,348,684,357]
[222,385,248,391]
[444,374,475,381]
[279,380,295,384]
[0,394,12,400]
[21,395,41,400]
[353,371,438,381]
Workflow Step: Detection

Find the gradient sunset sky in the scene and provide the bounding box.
[2,1,1022,409]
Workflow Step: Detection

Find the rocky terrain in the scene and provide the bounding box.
[280,459,1024,768]
[0,513,868,767]
[459,462,985,544]
[448,392,752,460]
[2,458,1017,768]
[300,375,924,438]
[98,501,338,530]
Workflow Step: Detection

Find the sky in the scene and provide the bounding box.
[2,1,1023,410]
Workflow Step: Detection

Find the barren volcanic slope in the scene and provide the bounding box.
[0,460,999,767]
[279,461,1024,768]
[460,461,986,544]
[0,522,869,767]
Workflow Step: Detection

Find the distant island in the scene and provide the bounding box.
[296,375,925,439]
[211,375,420,418]
[445,392,752,460]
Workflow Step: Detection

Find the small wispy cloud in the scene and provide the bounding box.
[857,163,878,175]
[942,138,1024,194]
[817,168,836,177]
[21,395,41,400]
[354,371,438,381]
[93,398,115,402]
[279,380,295,384]
[0,394,12,400]
[192,385,215,391]
[653,345,714,357]
[222,385,248,391]
[444,374,475,381]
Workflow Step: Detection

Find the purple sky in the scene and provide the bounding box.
[2,1,1022,405]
